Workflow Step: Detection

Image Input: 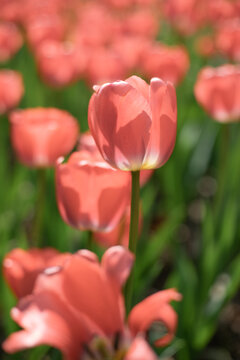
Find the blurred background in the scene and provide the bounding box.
[1,0,240,359]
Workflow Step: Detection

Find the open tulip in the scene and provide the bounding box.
[194,65,240,123]
[9,108,79,167]
[88,75,177,171]
[3,246,181,360]
[0,70,24,115]
[3,248,70,299]
[56,149,130,232]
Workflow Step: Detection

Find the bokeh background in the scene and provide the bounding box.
[1,0,240,359]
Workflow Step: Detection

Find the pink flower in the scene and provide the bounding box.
[9,108,79,167]
[35,40,85,87]
[85,47,127,86]
[56,149,131,232]
[215,20,240,62]
[139,42,189,86]
[0,22,23,63]
[0,70,24,115]
[194,65,240,123]
[3,247,181,360]
[88,75,177,171]
[3,248,70,299]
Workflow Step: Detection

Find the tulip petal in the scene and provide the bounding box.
[101,246,134,287]
[125,337,157,360]
[62,253,124,336]
[128,289,181,347]
[89,81,152,170]
[145,78,177,168]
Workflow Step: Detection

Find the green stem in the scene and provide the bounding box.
[86,230,93,251]
[214,124,230,216]
[124,170,140,315]
[32,168,46,247]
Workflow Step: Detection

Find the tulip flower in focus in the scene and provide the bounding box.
[194,65,240,123]
[139,43,189,86]
[0,22,22,62]
[0,70,24,115]
[3,248,70,299]
[88,75,177,171]
[56,150,130,232]
[3,246,181,360]
[9,108,79,167]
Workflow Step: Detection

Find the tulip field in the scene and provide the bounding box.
[1,0,240,359]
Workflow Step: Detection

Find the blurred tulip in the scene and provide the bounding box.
[112,35,149,71]
[25,15,65,50]
[139,43,189,86]
[85,47,127,86]
[163,0,205,35]
[88,75,177,171]
[194,65,240,122]
[0,22,23,62]
[0,0,22,22]
[3,248,70,299]
[56,150,131,232]
[195,35,216,58]
[35,40,85,87]
[9,108,79,167]
[0,70,24,115]
[3,246,181,359]
[121,9,159,39]
[205,0,236,25]
[215,20,240,62]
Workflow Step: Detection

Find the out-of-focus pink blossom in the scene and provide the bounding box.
[215,20,240,62]
[10,108,79,167]
[139,43,189,86]
[195,35,216,58]
[85,47,127,86]
[56,150,130,232]
[121,9,159,39]
[194,65,240,123]
[163,0,205,35]
[3,248,70,299]
[0,70,24,115]
[0,22,23,62]
[35,40,85,87]
[3,247,181,360]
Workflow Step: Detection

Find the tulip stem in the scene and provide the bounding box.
[215,124,230,216]
[32,168,46,246]
[125,170,140,315]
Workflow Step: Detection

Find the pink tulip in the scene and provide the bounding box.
[0,22,23,63]
[85,47,127,86]
[88,75,177,171]
[139,43,189,86]
[3,246,181,360]
[3,248,70,299]
[215,20,240,62]
[56,150,131,232]
[9,108,79,167]
[0,70,24,115]
[194,65,240,123]
[35,40,85,87]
